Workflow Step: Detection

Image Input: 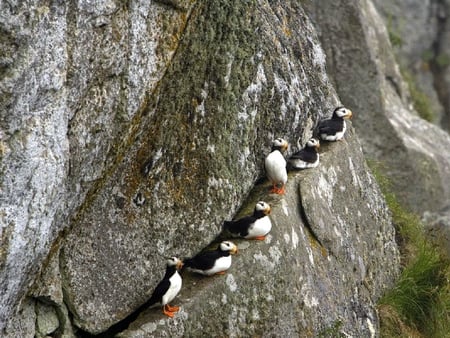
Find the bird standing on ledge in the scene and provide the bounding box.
[288,138,320,170]
[265,138,288,194]
[223,201,272,240]
[317,106,353,141]
[147,257,183,318]
[183,241,238,276]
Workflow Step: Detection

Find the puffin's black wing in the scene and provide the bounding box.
[290,149,317,164]
[223,216,255,237]
[147,279,170,306]
[318,119,344,135]
[184,250,221,271]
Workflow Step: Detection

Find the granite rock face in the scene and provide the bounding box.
[59,1,337,333]
[1,0,196,332]
[1,0,448,337]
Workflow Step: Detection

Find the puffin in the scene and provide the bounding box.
[147,256,183,318]
[317,106,353,141]
[223,201,272,240]
[288,138,320,170]
[265,138,288,194]
[183,241,238,276]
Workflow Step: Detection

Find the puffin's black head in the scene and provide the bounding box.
[271,138,289,152]
[219,241,238,255]
[166,257,183,270]
[306,138,320,150]
[254,201,271,217]
[332,107,353,120]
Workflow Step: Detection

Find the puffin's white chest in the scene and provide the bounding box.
[247,216,272,238]
[265,150,287,184]
[162,271,182,305]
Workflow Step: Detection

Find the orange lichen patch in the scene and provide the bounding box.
[282,26,292,37]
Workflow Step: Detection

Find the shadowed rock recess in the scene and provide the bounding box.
[3,0,449,337]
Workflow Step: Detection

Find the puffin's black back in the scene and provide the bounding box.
[223,207,267,237]
[223,215,256,237]
[318,118,344,135]
[147,264,177,306]
[290,147,318,163]
[183,248,229,271]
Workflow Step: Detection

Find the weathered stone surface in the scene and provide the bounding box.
[59,1,336,333]
[304,0,450,215]
[116,127,399,337]
[36,301,59,338]
[0,1,69,331]
[1,0,195,332]
[2,298,36,338]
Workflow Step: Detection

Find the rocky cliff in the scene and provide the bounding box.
[0,0,449,337]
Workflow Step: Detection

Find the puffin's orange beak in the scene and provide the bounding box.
[176,261,184,270]
[264,206,271,215]
[346,110,353,119]
[230,245,238,255]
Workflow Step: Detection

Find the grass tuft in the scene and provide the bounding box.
[368,160,450,338]
[401,69,435,123]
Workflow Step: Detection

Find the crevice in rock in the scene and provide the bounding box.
[297,180,327,256]
[75,300,149,338]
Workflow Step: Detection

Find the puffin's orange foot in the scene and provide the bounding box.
[277,185,286,194]
[166,304,180,312]
[216,271,226,275]
[270,184,285,194]
[270,185,279,193]
[163,306,175,318]
[253,235,266,241]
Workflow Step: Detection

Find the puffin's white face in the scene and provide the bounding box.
[307,138,320,149]
[220,241,238,254]
[167,257,183,269]
[255,201,271,215]
[273,138,288,151]
[334,107,353,119]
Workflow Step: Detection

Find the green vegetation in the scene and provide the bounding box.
[368,161,450,338]
[436,53,450,68]
[386,15,403,48]
[401,69,435,123]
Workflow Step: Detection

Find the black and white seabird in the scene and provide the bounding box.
[288,138,320,169]
[183,241,238,276]
[223,201,272,240]
[317,106,353,141]
[265,138,288,194]
[147,257,183,318]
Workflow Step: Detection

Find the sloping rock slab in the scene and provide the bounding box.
[116,128,399,337]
